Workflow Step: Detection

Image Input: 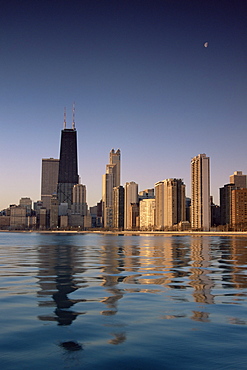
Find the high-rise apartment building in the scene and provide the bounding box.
[220,183,236,226]
[113,186,124,229]
[109,149,120,187]
[230,171,247,188]
[139,198,155,230]
[57,113,79,209]
[191,154,210,231]
[124,181,138,230]
[155,178,185,229]
[41,158,59,210]
[231,188,247,228]
[102,149,121,228]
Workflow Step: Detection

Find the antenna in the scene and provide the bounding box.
[72,102,75,130]
[63,107,66,129]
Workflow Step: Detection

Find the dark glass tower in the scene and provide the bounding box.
[57,128,79,208]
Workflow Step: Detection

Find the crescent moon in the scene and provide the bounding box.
[204,42,208,48]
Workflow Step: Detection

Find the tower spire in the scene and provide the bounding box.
[63,107,66,129]
[72,102,75,130]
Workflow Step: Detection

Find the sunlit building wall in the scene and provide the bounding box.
[124,182,138,230]
[139,198,155,230]
[229,171,247,188]
[155,178,185,229]
[41,158,59,210]
[72,184,87,216]
[102,149,121,228]
[191,154,210,231]
[231,188,247,227]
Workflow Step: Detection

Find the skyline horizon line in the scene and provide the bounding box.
[1,140,245,211]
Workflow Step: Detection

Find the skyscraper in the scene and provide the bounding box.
[139,198,155,230]
[191,153,210,231]
[220,183,236,226]
[113,185,124,229]
[57,108,79,209]
[124,181,138,230]
[41,158,59,210]
[155,178,185,229]
[102,149,121,228]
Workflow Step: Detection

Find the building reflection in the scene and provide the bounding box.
[99,237,126,345]
[122,236,188,290]
[100,240,125,316]
[229,237,247,290]
[189,236,214,322]
[37,238,87,325]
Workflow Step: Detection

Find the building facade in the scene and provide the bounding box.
[41,158,59,210]
[72,184,87,216]
[57,126,79,209]
[229,171,247,189]
[231,188,247,229]
[191,154,210,231]
[139,198,155,230]
[220,183,236,226]
[102,149,121,228]
[113,185,124,229]
[124,181,138,230]
[155,178,185,229]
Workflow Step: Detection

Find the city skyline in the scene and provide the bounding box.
[0,0,246,210]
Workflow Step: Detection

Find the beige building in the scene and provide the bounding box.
[41,158,59,210]
[155,178,185,229]
[139,198,155,230]
[72,184,87,216]
[191,154,210,231]
[230,171,247,188]
[124,182,138,230]
[102,149,121,228]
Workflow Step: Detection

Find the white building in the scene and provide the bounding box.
[139,198,155,230]
[191,154,210,231]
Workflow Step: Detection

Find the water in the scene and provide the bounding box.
[0,232,246,369]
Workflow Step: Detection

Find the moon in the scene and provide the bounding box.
[204,42,209,48]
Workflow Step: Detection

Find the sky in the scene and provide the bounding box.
[0,0,246,210]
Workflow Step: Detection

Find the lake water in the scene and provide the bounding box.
[0,232,246,369]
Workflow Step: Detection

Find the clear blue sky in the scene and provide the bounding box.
[0,0,246,209]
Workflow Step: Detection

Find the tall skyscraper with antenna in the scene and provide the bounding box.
[57,104,79,209]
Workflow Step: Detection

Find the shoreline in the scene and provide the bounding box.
[1,230,247,236]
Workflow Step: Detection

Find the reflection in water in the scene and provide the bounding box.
[189,236,214,322]
[229,237,247,289]
[59,341,83,351]
[0,233,247,370]
[100,243,124,316]
[37,240,86,325]
[33,234,247,333]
